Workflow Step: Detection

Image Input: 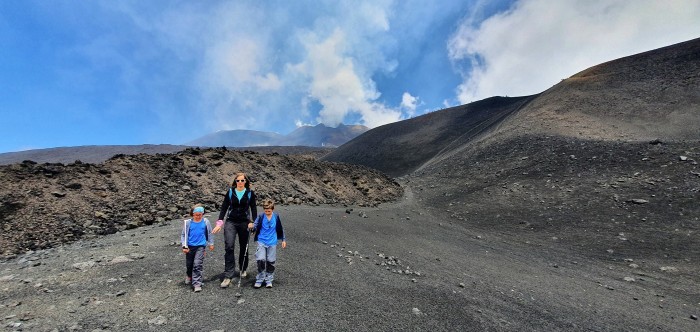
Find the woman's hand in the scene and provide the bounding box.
[247,222,254,231]
[182,247,189,254]
[212,220,224,234]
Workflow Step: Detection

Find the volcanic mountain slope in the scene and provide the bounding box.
[323,37,700,176]
[187,123,369,148]
[324,36,700,314]
[489,35,700,143]
[0,145,333,165]
[284,123,369,147]
[323,96,535,177]
[413,37,700,262]
[0,144,190,165]
[186,130,285,147]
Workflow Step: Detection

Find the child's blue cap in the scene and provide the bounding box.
[193,207,204,213]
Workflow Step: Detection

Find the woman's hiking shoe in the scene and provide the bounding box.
[254,282,262,288]
[194,286,202,292]
[241,271,248,278]
[220,278,231,288]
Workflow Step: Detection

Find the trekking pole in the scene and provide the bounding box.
[237,228,252,290]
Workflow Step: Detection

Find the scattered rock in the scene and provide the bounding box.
[660,266,678,273]
[147,316,166,326]
[0,275,15,282]
[627,199,649,204]
[72,261,96,270]
[129,253,145,260]
[109,256,134,264]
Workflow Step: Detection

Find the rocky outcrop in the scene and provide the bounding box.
[0,147,402,257]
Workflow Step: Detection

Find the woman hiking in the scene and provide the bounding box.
[212,172,257,288]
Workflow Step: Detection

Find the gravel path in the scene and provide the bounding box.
[1,186,698,331]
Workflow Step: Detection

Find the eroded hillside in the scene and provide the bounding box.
[0,148,402,257]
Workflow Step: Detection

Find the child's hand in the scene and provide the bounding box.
[182,247,189,254]
[209,245,214,251]
[281,241,287,249]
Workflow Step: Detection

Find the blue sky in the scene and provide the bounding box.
[1,0,699,153]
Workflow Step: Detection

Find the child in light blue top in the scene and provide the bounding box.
[249,199,286,288]
[181,204,214,292]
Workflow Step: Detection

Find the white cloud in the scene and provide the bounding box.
[174,3,291,131]
[205,38,280,92]
[358,2,390,32]
[448,0,700,104]
[150,1,404,131]
[294,119,315,127]
[297,28,402,127]
[400,92,419,116]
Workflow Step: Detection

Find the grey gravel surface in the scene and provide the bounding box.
[1,185,698,331]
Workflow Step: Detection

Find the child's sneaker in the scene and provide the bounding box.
[220,278,231,288]
[194,286,202,292]
[185,277,192,285]
[254,281,262,288]
[265,281,273,288]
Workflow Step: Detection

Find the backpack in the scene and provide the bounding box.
[255,212,277,229]
[228,187,252,202]
[228,188,253,220]
[184,219,209,242]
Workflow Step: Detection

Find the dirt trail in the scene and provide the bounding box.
[2,182,697,331]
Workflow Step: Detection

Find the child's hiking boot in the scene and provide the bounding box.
[194,286,202,292]
[265,281,273,288]
[220,278,231,288]
[254,281,262,288]
[184,277,192,285]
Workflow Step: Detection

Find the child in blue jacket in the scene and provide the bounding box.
[181,204,214,292]
[248,199,286,288]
